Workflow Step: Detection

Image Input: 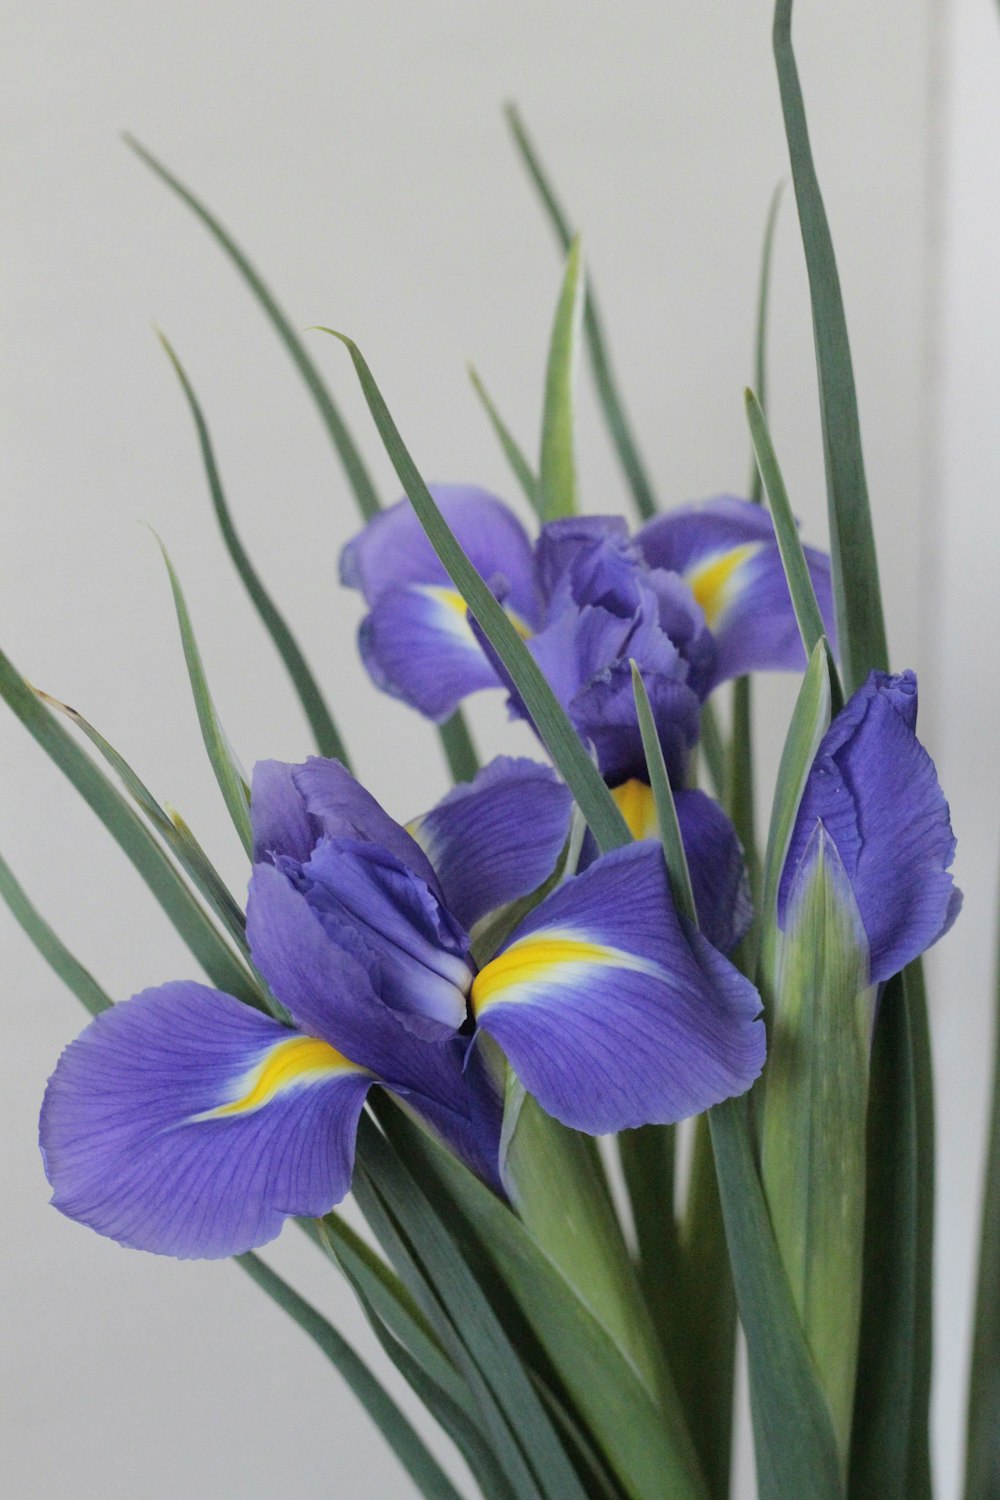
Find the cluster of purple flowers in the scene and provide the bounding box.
[39,487,960,1261]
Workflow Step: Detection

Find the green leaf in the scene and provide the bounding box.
[0,847,112,1016]
[236,1252,466,1500]
[760,640,832,960]
[848,970,919,1499]
[959,882,1000,1500]
[698,699,728,801]
[153,535,253,857]
[125,136,381,523]
[631,662,696,922]
[315,329,630,856]
[538,237,585,522]
[380,1104,710,1500]
[709,1097,843,1500]
[772,0,888,694]
[745,389,842,710]
[158,334,352,767]
[500,1071,664,1402]
[34,687,249,957]
[438,711,480,786]
[504,103,658,522]
[355,1115,584,1500]
[468,365,541,514]
[748,181,786,503]
[761,831,873,1466]
[616,1123,679,1366]
[0,647,264,1009]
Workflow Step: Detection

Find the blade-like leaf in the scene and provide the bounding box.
[504,103,658,522]
[709,1097,843,1500]
[153,536,253,857]
[158,334,352,767]
[125,136,381,522]
[468,365,541,514]
[0,848,112,1017]
[0,647,264,1009]
[34,688,248,956]
[772,0,888,693]
[316,330,630,855]
[355,1117,583,1500]
[382,1104,710,1500]
[748,181,786,503]
[236,1251,465,1500]
[538,238,584,522]
[438,711,480,786]
[699,700,728,801]
[745,388,842,710]
[964,889,1000,1500]
[631,662,696,922]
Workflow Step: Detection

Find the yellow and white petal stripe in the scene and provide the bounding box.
[421,586,534,641]
[471,927,661,1016]
[685,544,762,630]
[193,1033,367,1121]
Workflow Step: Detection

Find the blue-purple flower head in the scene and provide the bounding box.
[40,754,766,1261]
[340,485,837,789]
[779,670,961,985]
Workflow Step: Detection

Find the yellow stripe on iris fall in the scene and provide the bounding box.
[685,544,760,629]
[198,1035,361,1120]
[422,585,533,639]
[611,779,658,841]
[471,930,659,1014]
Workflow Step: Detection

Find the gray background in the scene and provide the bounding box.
[3,1,998,1495]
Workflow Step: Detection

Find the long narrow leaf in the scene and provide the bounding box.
[34,688,248,955]
[0,848,112,1017]
[0,648,264,1008]
[159,334,351,767]
[631,663,696,921]
[468,365,541,514]
[709,1097,842,1500]
[154,537,253,856]
[772,0,887,693]
[317,329,630,855]
[437,711,480,785]
[236,1251,465,1500]
[504,104,658,522]
[125,136,381,522]
[538,238,584,521]
[964,880,1000,1499]
[748,181,785,503]
[383,1105,710,1500]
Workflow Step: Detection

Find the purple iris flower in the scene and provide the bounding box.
[778,670,961,982]
[40,755,765,1260]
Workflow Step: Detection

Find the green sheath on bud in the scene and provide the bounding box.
[761,823,875,1469]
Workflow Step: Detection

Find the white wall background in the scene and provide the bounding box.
[2,1,997,1496]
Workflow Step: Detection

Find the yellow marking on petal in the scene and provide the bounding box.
[611,779,659,842]
[199,1035,362,1120]
[424,586,533,639]
[471,930,659,1014]
[685,544,760,629]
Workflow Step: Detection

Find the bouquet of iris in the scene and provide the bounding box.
[5,4,996,1498]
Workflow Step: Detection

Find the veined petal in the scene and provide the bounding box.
[408,757,573,930]
[535,515,643,617]
[470,842,765,1133]
[39,982,371,1259]
[778,670,961,982]
[358,581,507,722]
[572,666,702,787]
[340,484,540,625]
[603,782,752,954]
[637,495,837,687]
[250,760,316,864]
[291,757,439,892]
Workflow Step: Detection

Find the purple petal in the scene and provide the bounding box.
[674,790,753,954]
[340,484,540,626]
[572,665,702,787]
[408,757,573,931]
[535,515,643,617]
[471,842,765,1133]
[638,495,837,687]
[291,757,439,892]
[251,760,316,864]
[39,982,372,1259]
[778,670,961,982]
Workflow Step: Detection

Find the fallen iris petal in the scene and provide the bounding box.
[470,842,765,1133]
[778,670,961,982]
[637,495,837,688]
[408,756,573,931]
[39,982,372,1259]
